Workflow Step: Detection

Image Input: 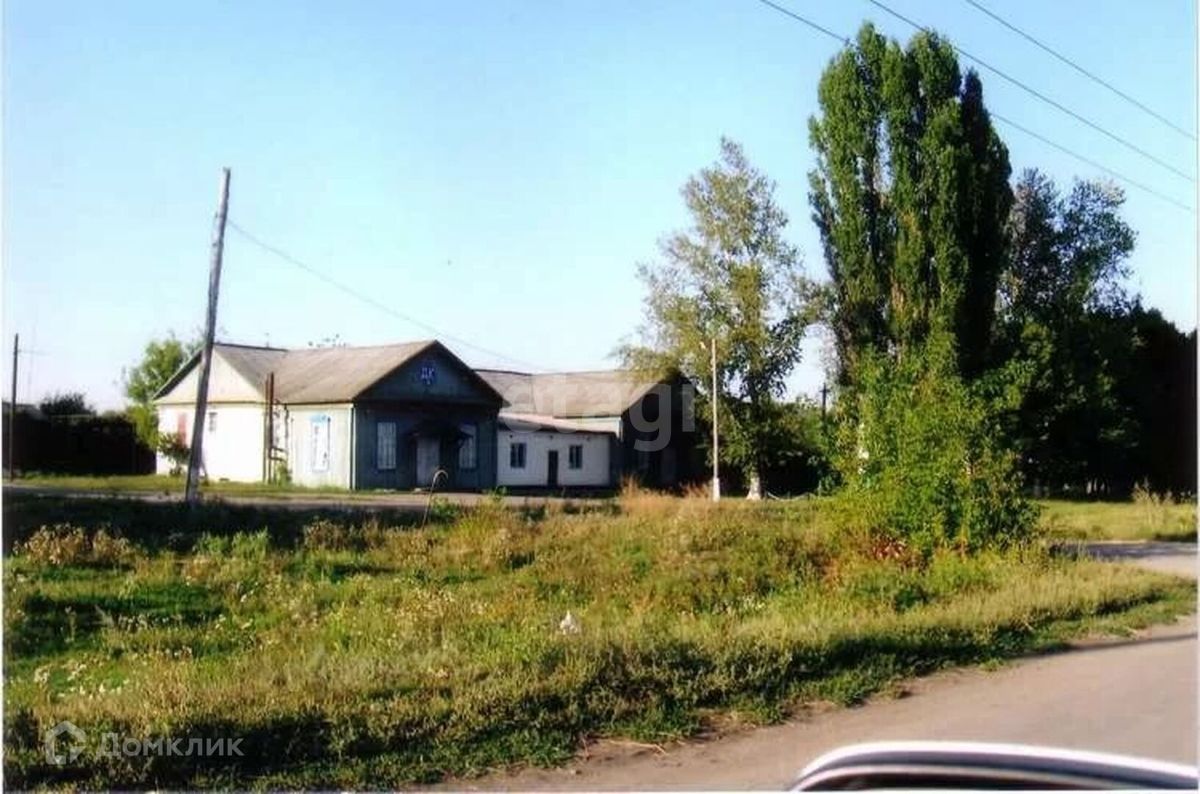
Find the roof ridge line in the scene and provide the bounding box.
[532,369,638,376]
[216,339,438,355]
[215,341,288,352]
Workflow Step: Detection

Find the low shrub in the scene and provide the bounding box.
[15,525,138,568]
[302,518,393,552]
[833,340,1037,555]
[156,433,189,477]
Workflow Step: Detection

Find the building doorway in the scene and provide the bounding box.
[416,436,440,487]
[547,449,559,488]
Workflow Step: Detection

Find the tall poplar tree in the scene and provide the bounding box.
[808,23,1012,385]
[808,24,1031,548]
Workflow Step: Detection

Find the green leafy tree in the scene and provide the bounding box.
[38,392,94,417]
[122,334,196,448]
[621,138,822,494]
[808,23,1012,386]
[758,397,834,495]
[156,432,190,477]
[808,24,1030,546]
[1111,308,1196,495]
[834,339,1034,553]
[996,170,1137,493]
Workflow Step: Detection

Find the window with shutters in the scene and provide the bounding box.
[568,444,583,469]
[376,421,397,470]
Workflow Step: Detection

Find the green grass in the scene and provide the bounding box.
[1038,497,1197,542]
[5,473,357,497]
[0,493,443,556]
[3,493,1194,789]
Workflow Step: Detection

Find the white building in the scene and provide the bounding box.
[155,340,699,491]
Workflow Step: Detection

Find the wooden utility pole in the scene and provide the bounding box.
[710,337,720,502]
[820,382,828,419]
[262,372,275,483]
[185,168,231,504]
[8,333,18,479]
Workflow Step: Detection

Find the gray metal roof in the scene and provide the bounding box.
[156,340,446,404]
[216,344,288,392]
[270,341,434,403]
[474,369,534,411]
[155,341,656,413]
[477,369,658,418]
[497,412,615,434]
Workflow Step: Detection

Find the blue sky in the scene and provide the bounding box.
[3,0,1195,410]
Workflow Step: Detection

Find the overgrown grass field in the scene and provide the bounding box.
[3,491,1194,788]
[1037,490,1197,542]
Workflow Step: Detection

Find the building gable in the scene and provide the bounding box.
[155,347,273,405]
[358,342,502,405]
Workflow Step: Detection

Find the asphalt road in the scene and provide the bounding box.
[447,542,1197,791]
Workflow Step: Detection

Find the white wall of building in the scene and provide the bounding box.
[155,404,265,482]
[285,404,353,488]
[496,429,611,487]
[156,353,263,404]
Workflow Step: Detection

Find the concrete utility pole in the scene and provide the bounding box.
[711,336,720,502]
[8,333,18,479]
[185,168,231,504]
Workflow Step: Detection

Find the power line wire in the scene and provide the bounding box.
[863,0,1195,184]
[749,0,1193,212]
[225,220,547,372]
[961,0,1194,141]
[990,112,1193,212]
[751,0,846,44]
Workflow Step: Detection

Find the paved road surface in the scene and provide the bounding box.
[447,542,1197,791]
[1078,540,1197,578]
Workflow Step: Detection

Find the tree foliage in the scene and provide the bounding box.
[621,138,822,487]
[834,340,1034,553]
[38,392,94,417]
[1001,170,1134,321]
[808,23,1012,385]
[122,334,196,448]
[994,171,1194,496]
[156,432,190,477]
[758,398,834,495]
[1111,308,1196,495]
[809,24,1031,546]
[995,170,1145,493]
